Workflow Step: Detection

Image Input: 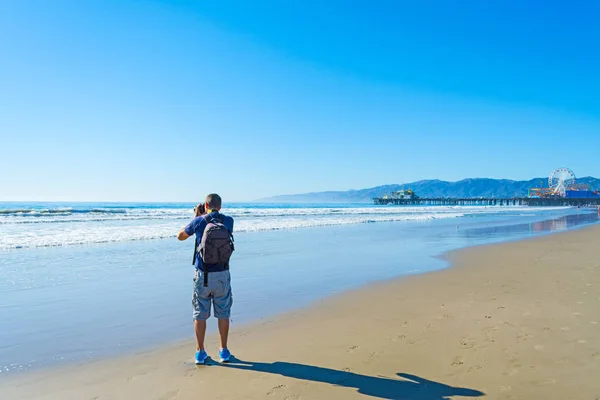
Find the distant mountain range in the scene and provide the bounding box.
[259,177,600,203]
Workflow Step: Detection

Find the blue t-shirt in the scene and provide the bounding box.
[185,211,234,270]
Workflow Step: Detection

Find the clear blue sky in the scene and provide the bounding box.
[1,0,599,202]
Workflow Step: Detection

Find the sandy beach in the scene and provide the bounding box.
[2,224,599,400]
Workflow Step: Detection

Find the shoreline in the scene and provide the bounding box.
[4,210,596,375]
[2,222,599,399]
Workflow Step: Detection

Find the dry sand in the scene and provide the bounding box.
[2,225,599,400]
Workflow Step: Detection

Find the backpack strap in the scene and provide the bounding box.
[192,242,197,266]
[203,212,224,224]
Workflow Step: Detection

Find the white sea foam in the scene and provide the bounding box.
[0,205,567,250]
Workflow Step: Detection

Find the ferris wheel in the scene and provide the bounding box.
[549,168,576,197]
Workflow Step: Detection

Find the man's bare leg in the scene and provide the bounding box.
[194,320,207,351]
[218,318,230,349]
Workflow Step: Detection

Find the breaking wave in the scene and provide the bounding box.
[0,203,568,250]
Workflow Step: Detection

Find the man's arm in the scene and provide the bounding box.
[177,228,190,241]
[178,216,201,241]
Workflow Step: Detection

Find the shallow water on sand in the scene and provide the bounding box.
[0,208,598,374]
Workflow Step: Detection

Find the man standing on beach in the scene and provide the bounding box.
[177,193,235,365]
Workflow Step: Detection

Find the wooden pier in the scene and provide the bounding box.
[373,197,600,207]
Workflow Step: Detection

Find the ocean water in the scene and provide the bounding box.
[0,202,598,375]
[0,202,571,250]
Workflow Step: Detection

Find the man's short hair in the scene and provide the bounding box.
[206,193,222,209]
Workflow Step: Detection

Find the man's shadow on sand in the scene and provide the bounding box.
[218,358,484,400]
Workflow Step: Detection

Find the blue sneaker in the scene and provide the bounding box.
[219,348,231,363]
[195,349,208,365]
